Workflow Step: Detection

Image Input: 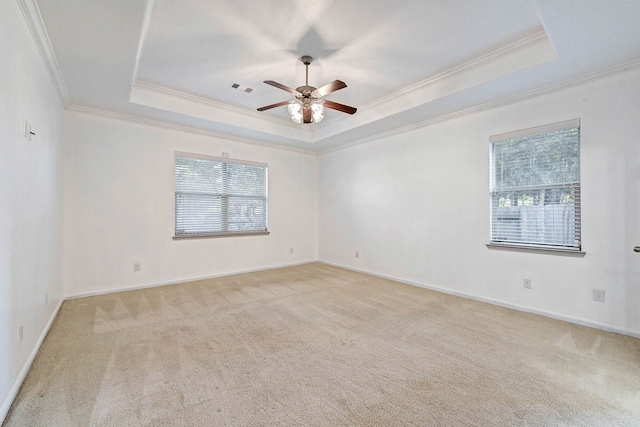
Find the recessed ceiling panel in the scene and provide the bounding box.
[33,0,640,152]
[136,0,544,114]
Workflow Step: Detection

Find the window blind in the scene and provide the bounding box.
[175,153,268,237]
[489,120,581,250]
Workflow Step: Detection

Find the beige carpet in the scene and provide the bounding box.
[4,263,640,426]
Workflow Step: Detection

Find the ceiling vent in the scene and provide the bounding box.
[230,83,253,93]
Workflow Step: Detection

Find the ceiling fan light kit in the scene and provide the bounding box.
[257,56,357,124]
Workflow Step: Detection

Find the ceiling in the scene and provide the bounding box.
[33,0,640,153]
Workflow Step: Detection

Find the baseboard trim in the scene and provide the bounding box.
[1,298,64,424]
[64,260,317,300]
[320,261,640,339]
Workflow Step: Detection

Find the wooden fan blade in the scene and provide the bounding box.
[263,80,300,95]
[303,108,312,124]
[257,100,291,111]
[323,99,357,115]
[312,80,347,97]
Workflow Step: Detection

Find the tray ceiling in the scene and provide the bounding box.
[32,0,640,152]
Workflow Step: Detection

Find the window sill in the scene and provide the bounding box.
[486,243,586,257]
[174,231,270,240]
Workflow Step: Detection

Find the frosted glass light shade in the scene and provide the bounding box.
[311,102,324,123]
[288,101,301,115]
[291,112,302,123]
[288,100,303,123]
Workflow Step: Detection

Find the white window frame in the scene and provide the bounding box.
[488,119,583,254]
[174,152,269,239]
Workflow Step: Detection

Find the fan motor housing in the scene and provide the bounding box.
[295,85,317,98]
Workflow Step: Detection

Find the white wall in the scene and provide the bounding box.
[3,2,639,419]
[0,0,64,420]
[63,111,318,297]
[319,67,640,337]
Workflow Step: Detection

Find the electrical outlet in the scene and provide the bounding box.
[355,251,359,258]
[523,279,532,289]
[19,325,23,342]
[133,262,141,272]
[593,289,605,302]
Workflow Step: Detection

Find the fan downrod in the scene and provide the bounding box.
[297,55,316,95]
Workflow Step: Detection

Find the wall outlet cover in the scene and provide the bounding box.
[593,289,605,302]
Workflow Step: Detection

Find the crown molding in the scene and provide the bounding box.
[133,77,349,135]
[67,56,640,159]
[66,104,318,156]
[69,56,640,158]
[131,31,554,149]
[131,80,316,143]
[361,30,551,112]
[133,80,302,129]
[318,58,640,155]
[17,0,70,107]
[313,29,555,144]
[131,0,155,86]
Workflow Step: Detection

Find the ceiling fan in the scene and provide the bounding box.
[257,55,357,124]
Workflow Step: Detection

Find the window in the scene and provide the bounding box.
[489,119,581,251]
[174,152,268,238]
